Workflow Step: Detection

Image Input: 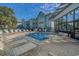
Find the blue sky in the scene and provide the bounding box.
[0,3,59,21]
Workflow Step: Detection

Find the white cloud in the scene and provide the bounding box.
[39,3,60,13]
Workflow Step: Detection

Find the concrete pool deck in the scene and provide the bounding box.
[25,34,79,56]
[0,32,79,56]
[0,31,35,55]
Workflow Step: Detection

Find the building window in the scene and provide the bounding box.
[54,20,57,31]
[57,18,61,31]
[75,7,79,39]
[55,19,59,31]
[61,16,67,31]
[67,11,74,31]
[75,8,79,29]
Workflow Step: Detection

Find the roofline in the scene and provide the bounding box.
[49,3,72,19]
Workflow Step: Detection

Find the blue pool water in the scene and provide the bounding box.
[28,32,48,41]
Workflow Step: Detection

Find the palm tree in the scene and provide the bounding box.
[0,6,17,31]
[11,16,17,29]
[0,6,14,16]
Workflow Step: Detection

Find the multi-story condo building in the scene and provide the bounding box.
[37,12,46,30]
[36,12,51,31]
[29,18,38,30]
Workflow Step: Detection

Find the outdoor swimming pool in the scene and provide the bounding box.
[27,32,48,41]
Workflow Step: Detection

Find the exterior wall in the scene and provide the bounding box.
[53,4,79,20]
[29,19,38,29]
[21,21,30,29]
[29,20,33,29]
[45,16,50,28]
[45,16,52,31]
[38,20,45,29]
[37,12,51,30]
[50,21,54,32]
[37,13,45,29]
[32,19,38,29]
[17,20,22,26]
[16,21,22,28]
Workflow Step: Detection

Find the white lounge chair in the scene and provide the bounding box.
[0,41,4,50]
[4,29,9,33]
[24,29,26,31]
[10,29,14,33]
[0,31,3,34]
[48,52,56,56]
[9,42,37,56]
[23,30,25,32]
[17,30,19,32]
[18,30,21,32]
[15,29,18,32]
[26,29,28,31]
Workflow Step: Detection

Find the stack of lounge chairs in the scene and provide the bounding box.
[0,29,27,34]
